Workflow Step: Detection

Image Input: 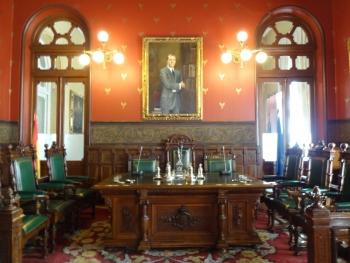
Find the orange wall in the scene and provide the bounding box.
[0,0,13,120]
[8,0,334,122]
[331,0,350,120]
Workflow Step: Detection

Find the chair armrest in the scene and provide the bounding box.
[66,176,90,182]
[49,179,82,185]
[38,182,68,191]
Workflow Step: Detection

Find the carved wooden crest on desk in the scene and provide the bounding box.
[160,205,199,230]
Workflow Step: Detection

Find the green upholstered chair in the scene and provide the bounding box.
[0,170,50,259]
[204,154,236,174]
[44,142,96,219]
[8,144,75,252]
[165,134,195,170]
[128,156,159,174]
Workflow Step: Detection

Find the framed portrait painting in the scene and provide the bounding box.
[142,37,203,120]
[69,90,84,134]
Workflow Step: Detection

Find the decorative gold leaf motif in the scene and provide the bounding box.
[121,101,127,109]
[105,87,111,94]
[203,59,208,66]
[121,73,128,80]
[138,3,144,10]
[219,102,225,109]
[170,31,176,36]
[203,3,208,9]
[235,88,242,94]
[121,45,127,51]
[218,73,225,80]
[121,17,128,24]
[137,87,142,94]
[186,17,192,23]
[218,44,225,50]
[202,31,208,37]
[170,3,176,9]
[137,60,142,65]
[218,16,224,23]
[153,17,160,23]
[203,87,208,94]
[106,4,112,10]
[138,32,145,37]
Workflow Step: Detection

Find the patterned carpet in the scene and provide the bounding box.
[24,208,308,263]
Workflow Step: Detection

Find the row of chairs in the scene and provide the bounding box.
[262,142,350,257]
[128,134,236,174]
[0,142,96,258]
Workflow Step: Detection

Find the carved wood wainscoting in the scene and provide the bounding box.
[87,144,259,183]
[94,175,268,250]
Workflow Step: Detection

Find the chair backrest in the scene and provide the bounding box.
[7,144,38,193]
[44,142,67,182]
[204,153,236,173]
[129,158,159,173]
[304,147,332,188]
[338,149,350,197]
[282,145,303,180]
[165,134,195,169]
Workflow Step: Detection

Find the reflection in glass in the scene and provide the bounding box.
[56,37,69,45]
[288,81,311,146]
[37,56,52,70]
[293,27,309,45]
[54,56,68,70]
[70,27,85,45]
[261,27,276,45]
[64,82,85,161]
[278,56,292,70]
[275,20,293,34]
[295,56,310,70]
[53,21,72,35]
[36,82,57,160]
[262,56,276,70]
[39,27,54,45]
[71,56,85,70]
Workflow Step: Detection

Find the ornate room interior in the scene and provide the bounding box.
[1,0,350,262]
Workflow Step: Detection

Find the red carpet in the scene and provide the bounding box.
[23,207,307,263]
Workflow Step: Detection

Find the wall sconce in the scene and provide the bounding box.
[221,31,267,67]
[79,30,125,69]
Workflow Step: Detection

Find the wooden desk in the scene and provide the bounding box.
[93,174,272,250]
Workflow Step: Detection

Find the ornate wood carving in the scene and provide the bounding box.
[232,205,243,226]
[122,207,133,231]
[160,205,199,230]
[217,190,227,249]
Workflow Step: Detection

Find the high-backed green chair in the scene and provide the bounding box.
[0,163,50,259]
[204,153,236,174]
[128,153,159,175]
[44,142,96,219]
[8,144,75,252]
[165,134,195,170]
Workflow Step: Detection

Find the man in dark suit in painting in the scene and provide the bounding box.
[159,54,186,114]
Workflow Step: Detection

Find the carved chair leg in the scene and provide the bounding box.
[293,226,300,256]
[267,208,275,232]
[43,226,49,258]
[287,224,294,247]
[50,224,56,253]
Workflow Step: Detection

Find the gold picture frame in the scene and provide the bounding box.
[142,37,203,120]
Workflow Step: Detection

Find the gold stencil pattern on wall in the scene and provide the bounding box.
[121,73,128,80]
[345,98,349,104]
[219,102,225,109]
[105,87,111,94]
[121,45,127,51]
[138,3,144,10]
[235,88,242,94]
[153,17,160,23]
[203,59,208,66]
[186,17,192,23]
[203,87,208,94]
[203,3,209,9]
[218,73,225,80]
[203,31,208,37]
[137,87,142,94]
[218,16,224,23]
[121,101,127,109]
[170,3,176,9]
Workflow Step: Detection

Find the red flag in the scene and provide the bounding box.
[33,113,40,177]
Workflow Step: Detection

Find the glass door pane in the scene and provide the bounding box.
[36,81,57,160]
[259,81,284,163]
[287,81,311,147]
[63,81,85,161]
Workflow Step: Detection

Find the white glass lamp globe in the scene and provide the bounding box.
[92,50,105,63]
[113,52,125,64]
[240,48,252,61]
[237,31,248,43]
[79,53,91,66]
[221,51,233,64]
[255,51,268,64]
[97,31,109,43]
